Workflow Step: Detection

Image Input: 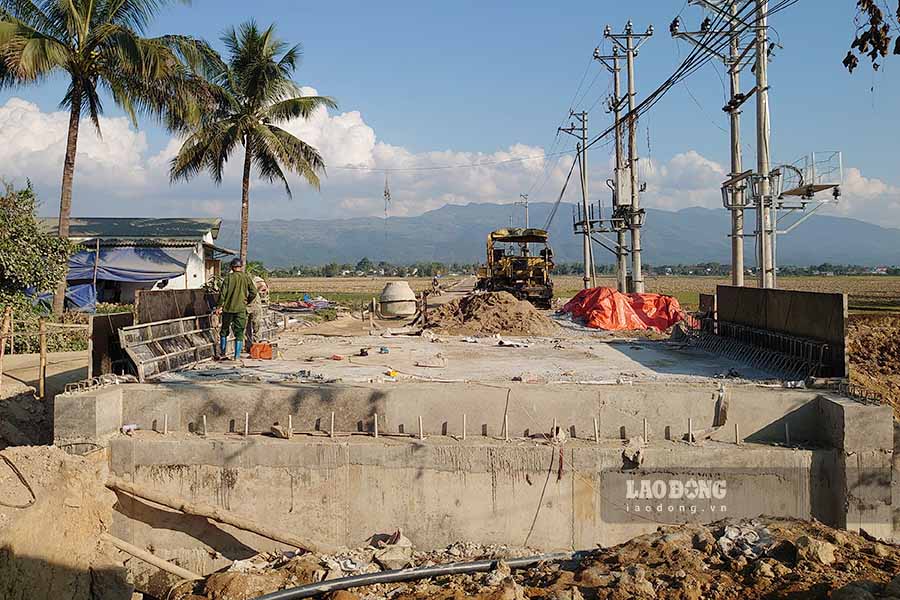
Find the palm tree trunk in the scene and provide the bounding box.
[240,138,252,265]
[52,81,83,316]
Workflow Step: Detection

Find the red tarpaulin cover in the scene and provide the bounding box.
[560,287,688,331]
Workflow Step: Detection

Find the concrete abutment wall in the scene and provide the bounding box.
[52,382,895,577]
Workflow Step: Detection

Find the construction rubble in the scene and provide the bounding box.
[161,518,900,600]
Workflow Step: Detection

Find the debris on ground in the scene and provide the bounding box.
[166,517,900,600]
[848,314,900,415]
[167,534,539,600]
[426,292,558,336]
[0,446,128,600]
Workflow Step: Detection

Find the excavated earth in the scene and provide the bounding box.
[848,314,900,415]
[167,518,900,600]
[0,445,130,600]
[426,292,559,337]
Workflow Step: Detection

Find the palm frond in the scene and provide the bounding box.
[263,94,337,123]
[0,18,68,81]
[0,0,63,39]
[100,0,190,33]
[170,119,241,185]
[82,80,104,134]
[277,42,302,71]
[249,132,291,197]
[254,122,325,190]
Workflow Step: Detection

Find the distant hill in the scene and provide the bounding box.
[217,203,900,267]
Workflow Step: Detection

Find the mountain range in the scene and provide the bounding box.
[216,202,900,267]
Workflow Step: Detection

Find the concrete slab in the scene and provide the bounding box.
[161,333,777,385]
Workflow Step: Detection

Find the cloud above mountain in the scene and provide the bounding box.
[1,94,898,229]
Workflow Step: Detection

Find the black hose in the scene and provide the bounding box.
[253,551,590,600]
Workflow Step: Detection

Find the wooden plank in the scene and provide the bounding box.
[135,289,215,324]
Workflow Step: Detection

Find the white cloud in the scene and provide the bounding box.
[0,98,150,193]
[823,167,900,226]
[1,95,899,230]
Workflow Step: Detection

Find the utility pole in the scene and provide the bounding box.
[560,112,594,289]
[594,46,629,293]
[517,193,530,228]
[755,0,773,288]
[670,2,750,287]
[606,22,653,293]
[728,1,745,287]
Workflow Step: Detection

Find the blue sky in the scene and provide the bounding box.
[1,0,898,225]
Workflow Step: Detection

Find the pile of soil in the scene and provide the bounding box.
[427,292,558,336]
[168,518,900,600]
[0,446,127,600]
[848,314,900,415]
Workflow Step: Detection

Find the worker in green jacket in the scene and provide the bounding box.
[215,258,258,359]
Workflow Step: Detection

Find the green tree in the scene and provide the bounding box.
[245,261,269,277]
[0,0,212,315]
[356,257,373,273]
[170,21,336,265]
[0,184,73,309]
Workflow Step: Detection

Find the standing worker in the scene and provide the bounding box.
[248,274,270,344]
[215,258,257,360]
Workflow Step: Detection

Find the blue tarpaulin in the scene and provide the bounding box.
[27,284,96,313]
[68,246,192,282]
[66,283,97,312]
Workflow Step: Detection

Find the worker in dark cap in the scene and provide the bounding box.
[215,258,257,359]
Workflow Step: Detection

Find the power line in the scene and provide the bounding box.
[581,0,799,154]
[542,156,579,230]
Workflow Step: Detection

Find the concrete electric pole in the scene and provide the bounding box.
[560,112,595,289]
[605,22,653,293]
[516,193,530,229]
[670,1,752,287]
[755,0,774,289]
[594,46,629,294]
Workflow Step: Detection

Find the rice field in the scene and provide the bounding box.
[268,274,900,313]
[553,274,900,312]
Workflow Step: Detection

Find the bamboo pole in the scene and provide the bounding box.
[0,307,10,390]
[101,533,202,581]
[38,319,47,399]
[106,478,321,552]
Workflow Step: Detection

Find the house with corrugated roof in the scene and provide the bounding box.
[39,217,235,306]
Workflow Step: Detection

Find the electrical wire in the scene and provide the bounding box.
[542,156,579,230]
[582,0,800,154]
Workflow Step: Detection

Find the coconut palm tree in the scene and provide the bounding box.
[0,0,213,314]
[170,21,336,264]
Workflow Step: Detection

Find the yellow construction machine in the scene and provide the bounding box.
[475,228,554,308]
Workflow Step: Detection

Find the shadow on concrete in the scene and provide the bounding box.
[744,401,820,445]
[608,340,772,381]
[0,550,132,600]
[810,449,842,527]
[113,491,259,561]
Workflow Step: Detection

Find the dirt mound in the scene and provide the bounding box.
[427,292,558,336]
[170,518,900,600]
[848,314,900,415]
[0,446,127,600]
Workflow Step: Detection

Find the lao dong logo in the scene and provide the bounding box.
[626,478,727,501]
[622,477,729,518]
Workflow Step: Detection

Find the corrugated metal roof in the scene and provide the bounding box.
[39,217,222,241]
